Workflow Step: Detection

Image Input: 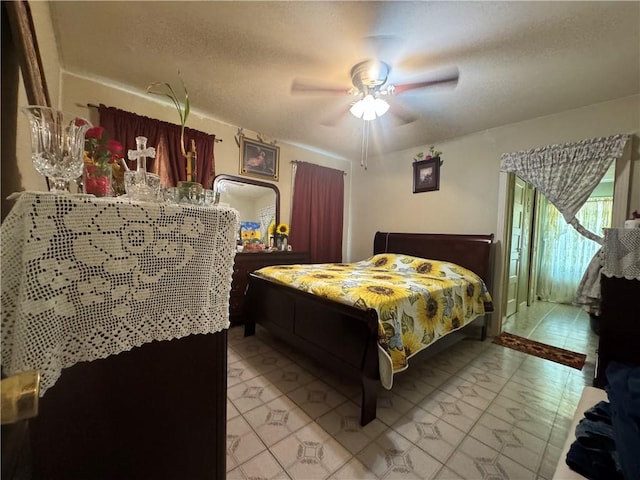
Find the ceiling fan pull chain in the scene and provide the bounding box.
[361,119,369,170]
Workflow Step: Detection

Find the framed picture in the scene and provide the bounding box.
[413,157,440,193]
[239,136,280,181]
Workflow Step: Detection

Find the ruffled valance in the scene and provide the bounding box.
[501,134,629,244]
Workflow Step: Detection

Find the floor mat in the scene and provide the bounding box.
[493,331,587,370]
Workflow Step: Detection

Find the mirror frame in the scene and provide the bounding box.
[5,0,51,107]
[213,174,280,229]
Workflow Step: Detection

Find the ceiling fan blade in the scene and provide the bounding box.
[291,78,352,96]
[320,103,352,127]
[393,68,459,95]
[388,99,418,126]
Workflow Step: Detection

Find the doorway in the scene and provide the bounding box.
[504,175,535,319]
[503,165,616,321]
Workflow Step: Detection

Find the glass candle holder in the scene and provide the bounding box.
[21,106,92,193]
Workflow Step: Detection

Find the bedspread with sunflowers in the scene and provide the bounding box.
[254,253,493,388]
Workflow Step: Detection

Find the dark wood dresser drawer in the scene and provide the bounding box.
[230,251,309,325]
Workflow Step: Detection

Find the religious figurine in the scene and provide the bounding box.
[126,136,159,201]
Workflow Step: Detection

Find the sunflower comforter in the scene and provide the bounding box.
[254,253,493,388]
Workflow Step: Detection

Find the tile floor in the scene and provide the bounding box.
[226,302,598,479]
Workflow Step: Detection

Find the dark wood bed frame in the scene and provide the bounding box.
[244,231,495,425]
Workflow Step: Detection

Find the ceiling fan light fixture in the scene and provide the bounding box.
[373,97,390,117]
[350,94,389,121]
[349,98,366,118]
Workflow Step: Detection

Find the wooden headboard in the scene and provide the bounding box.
[373,232,495,288]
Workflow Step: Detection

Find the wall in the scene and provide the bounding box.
[349,95,640,328]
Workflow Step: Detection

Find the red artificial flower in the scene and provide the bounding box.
[85,126,105,140]
[84,174,111,195]
[84,125,123,174]
[106,139,124,162]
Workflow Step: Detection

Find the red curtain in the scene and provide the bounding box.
[289,162,344,263]
[98,105,216,188]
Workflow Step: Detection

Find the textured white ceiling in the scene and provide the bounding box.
[49,1,640,161]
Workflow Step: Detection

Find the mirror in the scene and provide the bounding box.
[213,174,279,248]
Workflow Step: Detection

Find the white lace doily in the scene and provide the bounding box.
[602,228,640,280]
[1,192,239,395]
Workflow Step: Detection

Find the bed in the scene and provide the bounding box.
[244,231,495,425]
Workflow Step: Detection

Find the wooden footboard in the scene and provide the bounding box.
[244,274,381,425]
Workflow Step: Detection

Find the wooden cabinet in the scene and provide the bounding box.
[230,251,310,325]
[593,228,640,388]
[594,275,640,388]
[29,331,228,480]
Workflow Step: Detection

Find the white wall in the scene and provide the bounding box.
[349,95,640,329]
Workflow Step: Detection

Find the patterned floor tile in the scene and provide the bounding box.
[228,345,242,364]
[227,303,598,480]
[391,374,437,404]
[321,373,363,400]
[417,390,484,433]
[243,394,313,447]
[469,412,547,473]
[486,395,554,442]
[227,450,292,480]
[512,360,570,390]
[228,326,248,343]
[288,379,348,420]
[227,415,267,471]
[427,353,469,376]
[228,357,263,387]
[240,350,294,376]
[448,436,537,480]
[356,429,443,479]
[373,388,416,426]
[433,465,465,479]
[262,360,318,394]
[499,381,563,415]
[407,364,455,389]
[228,375,283,414]
[232,336,272,359]
[471,349,524,379]
[328,457,379,479]
[391,405,465,463]
[454,364,510,393]
[270,422,352,480]
[316,400,388,455]
[538,443,562,480]
[547,417,573,450]
[437,375,497,411]
[228,398,240,421]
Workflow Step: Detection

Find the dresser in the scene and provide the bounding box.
[1,193,237,479]
[231,251,309,325]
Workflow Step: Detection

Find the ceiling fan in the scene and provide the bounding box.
[291,59,460,124]
[292,57,459,169]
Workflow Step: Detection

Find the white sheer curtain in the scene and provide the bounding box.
[537,196,613,304]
